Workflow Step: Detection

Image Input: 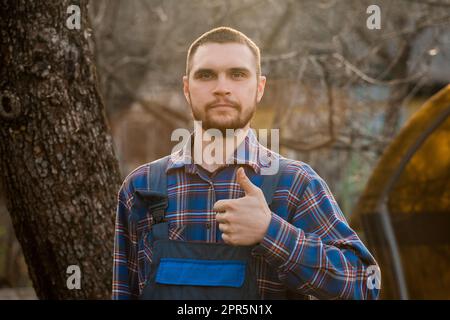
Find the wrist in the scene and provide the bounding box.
[257,210,272,243]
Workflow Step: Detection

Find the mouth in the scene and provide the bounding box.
[209,104,237,110]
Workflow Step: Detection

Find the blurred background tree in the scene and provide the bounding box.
[0,0,121,299]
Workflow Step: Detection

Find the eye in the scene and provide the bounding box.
[195,71,215,80]
[231,71,247,79]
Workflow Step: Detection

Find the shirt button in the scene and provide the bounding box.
[206,223,211,229]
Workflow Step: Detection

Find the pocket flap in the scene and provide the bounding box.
[156,258,246,288]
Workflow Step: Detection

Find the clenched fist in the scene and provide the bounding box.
[213,167,272,246]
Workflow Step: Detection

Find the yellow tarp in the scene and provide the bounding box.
[350,85,450,299]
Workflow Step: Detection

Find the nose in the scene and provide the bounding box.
[213,75,231,97]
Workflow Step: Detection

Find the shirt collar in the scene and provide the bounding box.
[166,128,278,175]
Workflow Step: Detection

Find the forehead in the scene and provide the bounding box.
[191,42,256,73]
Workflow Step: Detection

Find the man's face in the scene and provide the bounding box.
[183,43,266,133]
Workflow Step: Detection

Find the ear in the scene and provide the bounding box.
[183,75,190,104]
[256,75,266,103]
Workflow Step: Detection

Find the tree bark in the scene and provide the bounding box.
[0,0,121,299]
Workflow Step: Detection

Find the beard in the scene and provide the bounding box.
[189,92,257,135]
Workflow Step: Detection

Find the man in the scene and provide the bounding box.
[112,27,380,300]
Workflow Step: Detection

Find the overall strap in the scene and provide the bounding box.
[148,155,170,196]
[148,156,170,241]
[260,158,288,207]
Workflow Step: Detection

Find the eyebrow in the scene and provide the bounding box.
[229,67,251,74]
[192,67,252,76]
[193,68,215,76]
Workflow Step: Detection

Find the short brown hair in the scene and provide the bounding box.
[186,26,261,78]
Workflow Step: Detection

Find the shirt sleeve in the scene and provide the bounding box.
[253,174,381,300]
[112,183,139,300]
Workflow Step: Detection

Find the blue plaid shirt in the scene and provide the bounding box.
[112,129,380,299]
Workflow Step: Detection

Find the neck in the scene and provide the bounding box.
[193,124,250,172]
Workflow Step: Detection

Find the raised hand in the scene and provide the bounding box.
[213,167,272,246]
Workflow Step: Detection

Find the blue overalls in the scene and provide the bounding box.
[136,156,286,300]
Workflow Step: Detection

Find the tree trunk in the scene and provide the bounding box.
[0,0,121,299]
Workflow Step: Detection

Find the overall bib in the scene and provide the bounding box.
[137,156,287,300]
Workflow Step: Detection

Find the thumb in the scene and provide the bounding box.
[236,167,258,196]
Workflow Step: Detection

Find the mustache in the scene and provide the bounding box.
[206,99,240,110]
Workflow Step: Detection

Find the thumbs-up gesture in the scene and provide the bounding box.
[213,167,272,246]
